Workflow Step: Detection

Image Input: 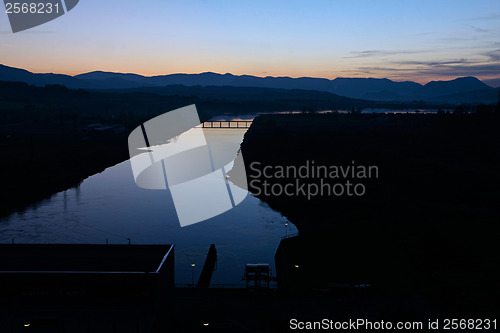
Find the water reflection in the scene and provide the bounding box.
[0,121,297,285]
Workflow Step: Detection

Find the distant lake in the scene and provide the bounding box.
[210,108,441,119]
[0,115,297,286]
[360,108,440,114]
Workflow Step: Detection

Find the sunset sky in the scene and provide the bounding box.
[1,0,499,83]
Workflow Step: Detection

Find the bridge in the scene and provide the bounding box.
[198,120,253,129]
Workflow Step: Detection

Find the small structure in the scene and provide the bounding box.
[196,244,217,289]
[0,244,174,331]
[243,264,271,289]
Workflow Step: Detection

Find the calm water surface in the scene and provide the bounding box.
[0,119,297,285]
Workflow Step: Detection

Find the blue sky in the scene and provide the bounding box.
[1,0,499,83]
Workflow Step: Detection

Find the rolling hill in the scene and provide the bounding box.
[1,64,498,104]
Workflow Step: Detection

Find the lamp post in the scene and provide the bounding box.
[285,223,288,237]
[191,263,196,287]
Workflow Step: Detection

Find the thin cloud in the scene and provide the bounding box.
[466,13,500,21]
[357,62,500,78]
[394,59,471,66]
[344,49,426,59]
[438,36,479,43]
[484,49,500,62]
[346,46,500,80]
[468,25,489,33]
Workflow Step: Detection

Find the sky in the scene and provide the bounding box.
[1,0,499,83]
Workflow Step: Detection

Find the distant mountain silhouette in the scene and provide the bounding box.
[413,77,497,103]
[1,64,497,104]
[415,77,492,98]
[76,71,336,92]
[330,78,422,100]
[0,64,89,88]
[481,78,500,89]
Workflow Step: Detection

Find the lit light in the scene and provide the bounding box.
[191,263,196,267]
[203,323,209,326]
[294,265,299,268]
[24,323,30,327]
[285,223,288,226]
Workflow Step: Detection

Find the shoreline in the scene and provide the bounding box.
[1,131,129,219]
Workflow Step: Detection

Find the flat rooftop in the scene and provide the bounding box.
[0,244,172,273]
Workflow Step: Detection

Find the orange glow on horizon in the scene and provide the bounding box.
[6,63,498,86]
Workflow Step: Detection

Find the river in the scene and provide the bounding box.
[0,114,297,286]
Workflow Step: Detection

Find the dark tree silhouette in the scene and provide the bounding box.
[496,90,500,114]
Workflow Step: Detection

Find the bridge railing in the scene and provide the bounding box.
[197,121,253,129]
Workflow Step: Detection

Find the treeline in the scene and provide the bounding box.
[0,81,208,131]
[440,91,500,115]
[3,81,496,132]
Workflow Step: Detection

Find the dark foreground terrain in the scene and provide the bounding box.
[236,110,500,319]
[1,80,499,330]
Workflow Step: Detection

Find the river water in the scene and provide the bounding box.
[0,115,297,286]
[1,109,425,284]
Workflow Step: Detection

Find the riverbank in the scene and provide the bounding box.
[239,112,500,316]
[0,123,130,218]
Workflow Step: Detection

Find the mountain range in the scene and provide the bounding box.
[1,64,498,104]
